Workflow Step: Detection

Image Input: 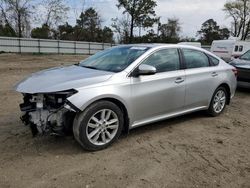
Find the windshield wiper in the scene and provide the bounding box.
[81,65,98,70]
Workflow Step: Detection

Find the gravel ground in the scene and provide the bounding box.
[0,53,250,188]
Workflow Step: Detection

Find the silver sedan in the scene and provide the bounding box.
[15,44,237,151]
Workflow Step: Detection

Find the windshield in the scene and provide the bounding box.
[240,50,250,60]
[79,46,150,72]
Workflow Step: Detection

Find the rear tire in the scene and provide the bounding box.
[73,101,124,151]
[207,87,228,117]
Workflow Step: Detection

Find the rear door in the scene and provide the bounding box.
[181,48,219,109]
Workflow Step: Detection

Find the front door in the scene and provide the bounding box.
[130,48,186,125]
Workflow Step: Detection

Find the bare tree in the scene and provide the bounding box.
[0,1,10,25]
[111,14,131,43]
[72,0,85,21]
[223,0,250,40]
[0,0,33,37]
[37,0,69,28]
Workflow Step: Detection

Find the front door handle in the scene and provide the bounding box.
[211,72,218,77]
[175,77,184,84]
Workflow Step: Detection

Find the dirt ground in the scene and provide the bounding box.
[0,53,250,188]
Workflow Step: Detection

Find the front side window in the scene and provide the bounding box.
[79,46,150,72]
[142,48,180,73]
[182,49,210,69]
[240,50,250,60]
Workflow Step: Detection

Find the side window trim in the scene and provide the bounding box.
[178,48,186,70]
[205,53,213,67]
[179,48,186,69]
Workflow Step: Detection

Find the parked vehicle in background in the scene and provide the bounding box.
[230,50,250,88]
[231,41,250,59]
[178,42,201,48]
[211,40,236,62]
[15,44,237,151]
[211,39,250,62]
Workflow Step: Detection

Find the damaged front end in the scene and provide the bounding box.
[19,90,78,136]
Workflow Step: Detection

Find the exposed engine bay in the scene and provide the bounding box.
[19,90,78,136]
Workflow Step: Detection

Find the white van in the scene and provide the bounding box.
[178,42,201,48]
[210,40,235,62]
[211,40,250,62]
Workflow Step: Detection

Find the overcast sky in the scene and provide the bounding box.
[68,0,232,38]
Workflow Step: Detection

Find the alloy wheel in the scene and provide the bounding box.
[213,90,226,113]
[86,109,119,146]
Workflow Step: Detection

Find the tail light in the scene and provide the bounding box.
[232,68,238,77]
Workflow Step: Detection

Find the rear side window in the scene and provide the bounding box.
[208,55,220,66]
[182,49,210,69]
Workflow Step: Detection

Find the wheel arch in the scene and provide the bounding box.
[97,98,130,134]
[76,96,130,134]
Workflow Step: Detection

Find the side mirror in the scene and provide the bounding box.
[136,64,157,76]
[130,64,157,77]
[132,64,157,77]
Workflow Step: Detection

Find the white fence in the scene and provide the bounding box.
[0,36,211,54]
[0,37,115,55]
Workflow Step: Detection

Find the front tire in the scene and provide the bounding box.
[207,87,228,117]
[73,101,124,151]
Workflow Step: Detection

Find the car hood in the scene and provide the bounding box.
[230,59,250,69]
[15,65,114,94]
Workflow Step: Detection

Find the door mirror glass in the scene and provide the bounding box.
[137,64,156,76]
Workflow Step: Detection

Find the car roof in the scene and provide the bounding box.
[116,43,221,61]
[117,43,203,50]
[124,43,213,53]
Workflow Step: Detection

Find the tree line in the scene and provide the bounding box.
[0,0,249,44]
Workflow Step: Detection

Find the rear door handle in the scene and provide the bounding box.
[175,77,184,84]
[211,72,218,77]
